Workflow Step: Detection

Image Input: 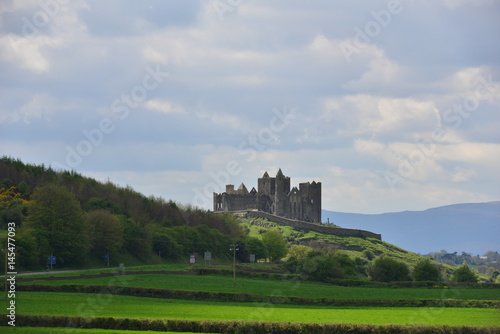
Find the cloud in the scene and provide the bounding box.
[343,53,408,92]
[143,99,185,114]
[0,2,88,73]
[452,167,477,182]
[319,95,441,140]
[0,93,75,124]
[1,1,499,215]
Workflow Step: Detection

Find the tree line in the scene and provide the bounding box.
[0,157,489,283]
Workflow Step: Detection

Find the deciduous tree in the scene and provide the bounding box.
[370,257,411,282]
[452,264,478,283]
[261,230,287,262]
[413,259,440,282]
[25,184,88,265]
[86,210,124,257]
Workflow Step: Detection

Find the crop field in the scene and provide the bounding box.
[12,292,500,326]
[5,269,500,332]
[21,273,500,301]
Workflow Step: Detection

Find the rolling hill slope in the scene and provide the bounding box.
[323,202,500,255]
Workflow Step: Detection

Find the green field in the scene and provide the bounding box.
[22,274,500,301]
[10,292,500,326]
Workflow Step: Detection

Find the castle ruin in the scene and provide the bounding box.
[213,169,321,222]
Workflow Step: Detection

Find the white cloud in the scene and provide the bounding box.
[320,95,441,138]
[0,2,88,73]
[143,99,185,114]
[440,0,494,9]
[1,34,56,73]
[1,1,498,215]
[142,47,168,65]
[436,142,500,165]
[343,55,407,92]
[452,167,477,182]
[6,93,74,124]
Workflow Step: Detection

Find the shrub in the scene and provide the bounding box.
[452,264,478,283]
[370,257,411,282]
[363,250,375,260]
[413,259,440,282]
[297,252,358,282]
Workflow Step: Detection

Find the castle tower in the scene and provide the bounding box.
[274,168,290,217]
[213,168,320,222]
[299,181,321,222]
[258,171,272,196]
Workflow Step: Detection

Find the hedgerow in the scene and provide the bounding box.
[17,284,500,308]
[3,314,500,333]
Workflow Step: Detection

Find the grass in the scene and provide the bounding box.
[239,218,451,271]
[21,274,500,301]
[0,327,202,334]
[15,263,196,278]
[8,292,500,326]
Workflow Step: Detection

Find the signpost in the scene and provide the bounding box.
[190,254,196,264]
[47,254,56,270]
[230,244,239,288]
[250,254,256,264]
[104,253,109,267]
[204,251,211,266]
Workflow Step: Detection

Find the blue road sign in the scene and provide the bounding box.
[47,256,56,264]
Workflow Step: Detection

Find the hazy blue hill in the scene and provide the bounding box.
[323,202,500,256]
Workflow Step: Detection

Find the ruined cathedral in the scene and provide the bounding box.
[213,169,321,222]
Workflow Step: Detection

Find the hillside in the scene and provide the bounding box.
[0,156,243,269]
[236,214,433,270]
[323,202,500,255]
[0,156,467,281]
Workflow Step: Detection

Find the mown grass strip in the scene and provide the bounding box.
[0,327,203,334]
[18,273,500,301]
[11,292,500,326]
[2,314,499,333]
[17,283,500,308]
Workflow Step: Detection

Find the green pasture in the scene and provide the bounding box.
[21,274,500,301]
[0,328,200,334]
[8,292,500,326]
[239,220,443,267]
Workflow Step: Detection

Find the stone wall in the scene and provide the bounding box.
[238,210,381,240]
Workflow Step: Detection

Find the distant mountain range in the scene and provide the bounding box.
[322,202,500,256]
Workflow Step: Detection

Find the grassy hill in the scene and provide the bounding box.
[236,215,452,278]
[0,156,480,283]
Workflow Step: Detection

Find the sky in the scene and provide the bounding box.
[0,0,499,215]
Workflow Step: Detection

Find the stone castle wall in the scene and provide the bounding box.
[236,210,381,240]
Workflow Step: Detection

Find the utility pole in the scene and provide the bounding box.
[230,244,239,288]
